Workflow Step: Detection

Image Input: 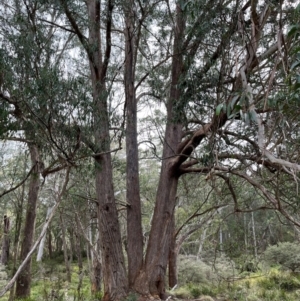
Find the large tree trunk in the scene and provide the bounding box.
[15,143,41,299]
[86,1,128,299]
[124,0,143,288]
[168,217,177,289]
[134,3,185,298]
[61,0,128,298]
[95,153,128,301]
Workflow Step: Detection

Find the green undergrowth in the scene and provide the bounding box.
[2,257,300,301]
[0,258,98,301]
[172,268,300,301]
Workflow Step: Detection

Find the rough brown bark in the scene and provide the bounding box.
[134,3,185,298]
[86,1,128,299]
[124,0,143,288]
[15,144,41,299]
[91,255,102,295]
[168,217,177,289]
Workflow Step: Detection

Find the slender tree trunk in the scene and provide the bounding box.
[244,214,248,254]
[75,221,84,296]
[15,143,41,299]
[197,227,208,259]
[48,226,52,259]
[1,215,10,265]
[37,207,53,262]
[68,228,75,263]
[251,211,258,259]
[124,0,143,288]
[9,156,26,301]
[59,212,71,283]
[90,219,102,295]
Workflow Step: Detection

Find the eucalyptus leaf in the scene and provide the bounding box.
[216,103,223,116]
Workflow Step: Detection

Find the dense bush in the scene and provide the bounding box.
[264,242,300,271]
[177,254,236,285]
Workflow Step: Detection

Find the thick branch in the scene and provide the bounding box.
[101,0,114,80]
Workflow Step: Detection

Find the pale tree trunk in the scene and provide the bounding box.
[197,227,208,259]
[37,206,53,262]
[251,211,258,259]
[91,249,102,295]
[90,219,102,295]
[48,227,52,259]
[1,215,10,265]
[15,143,41,299]
[124,0,143,288]
[59,211,71,283]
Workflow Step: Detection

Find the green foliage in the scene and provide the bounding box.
[125,292,138,301]
[178,254,236,286]
[258,269,300,292]
[189,285,201,298]
[264,242,300,271]
[178,256,212,285]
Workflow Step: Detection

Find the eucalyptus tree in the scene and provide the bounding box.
[0,0,84,298]
[0,0,299,300]
[43,0,299,300]
[132,0,300,298]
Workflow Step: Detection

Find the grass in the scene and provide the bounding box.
[172,268,300,301]
[2,258,300,301]
[0,258,98,301]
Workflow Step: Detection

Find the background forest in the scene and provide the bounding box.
[0,0,300,301]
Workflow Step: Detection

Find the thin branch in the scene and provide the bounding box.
[257,115,300,172]
[38,17,76,34]
[0,168,71,298]
[135,55,172,91]
[0,165,35,199]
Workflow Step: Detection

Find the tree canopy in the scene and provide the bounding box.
[0,0,300,300]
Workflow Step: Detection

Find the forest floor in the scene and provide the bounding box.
[1,257,300,301]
